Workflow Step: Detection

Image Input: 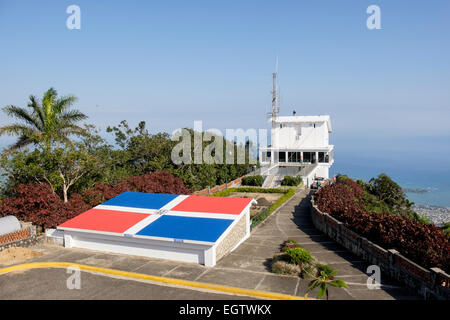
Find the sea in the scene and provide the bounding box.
[330,135,450,208]
[1,136,449,208]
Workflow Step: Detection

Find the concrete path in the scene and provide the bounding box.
[219,188,421,300]
[0,189,421,300]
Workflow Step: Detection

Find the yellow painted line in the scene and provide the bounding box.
[0,262,310,300]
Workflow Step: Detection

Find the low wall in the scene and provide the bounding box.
[310,199,450,300]
[191,176,245,196]
[215,212,248,261]
[0,222,41,251]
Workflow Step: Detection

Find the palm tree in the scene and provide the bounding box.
[305,265,349,300]
[0,88,88,152]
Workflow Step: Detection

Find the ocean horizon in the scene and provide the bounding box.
[1,135,449,208]
[330,136,450,208]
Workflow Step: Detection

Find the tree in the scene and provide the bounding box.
[368,174,406,207]
[0,88,88,151]
[367,173,419,219]
[0,142,98,202]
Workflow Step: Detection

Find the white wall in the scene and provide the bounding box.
[272,122,329,149]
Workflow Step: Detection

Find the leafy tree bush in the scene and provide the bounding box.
[281,176,302,186]
[241,175,263,186]
[105,121,253,190]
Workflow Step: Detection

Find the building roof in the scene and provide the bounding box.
[271,115,332,132]
[58,192,254,244]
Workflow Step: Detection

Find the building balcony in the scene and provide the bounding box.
[260,148,334,166]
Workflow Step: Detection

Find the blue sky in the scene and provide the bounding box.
[1,1,449,162]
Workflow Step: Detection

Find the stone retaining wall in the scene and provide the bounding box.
[0,221,41,251]
[215,213,247,261]
[311,199,450,300]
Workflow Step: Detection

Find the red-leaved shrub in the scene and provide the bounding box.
[314,181,450,273]
[82,171,192,207]
[0,183,90,229]
[124,171,192,195]
[1,171,192,229]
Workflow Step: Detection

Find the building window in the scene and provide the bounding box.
[303,152,312,163]
[318,152,325,163]
[279,152,286,162]
[288,152,301,163]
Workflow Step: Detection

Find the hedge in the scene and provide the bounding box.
[281,176,302,186]
[241,175,264,187]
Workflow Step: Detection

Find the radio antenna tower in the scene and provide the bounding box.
[271,57,279,128]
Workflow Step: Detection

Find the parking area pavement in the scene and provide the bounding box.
[0,189,421,300]
[0,267,257,300]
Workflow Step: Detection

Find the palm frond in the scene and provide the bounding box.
[58,124,90,137]
[58,109,88,123]
[42,87,57,120]
[2,105,39,128]
[7,135,34,152]
[0,124,37,137]
[53,95,77,114]
[28,95,45,129]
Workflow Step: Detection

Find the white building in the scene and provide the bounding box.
[259,67,334,187]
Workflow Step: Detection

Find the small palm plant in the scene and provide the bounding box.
[305,264,349,300]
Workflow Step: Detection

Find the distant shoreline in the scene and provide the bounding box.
[403,188,431,194]
[412,204,450,226]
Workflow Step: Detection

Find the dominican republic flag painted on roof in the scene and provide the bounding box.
[57,192,254,244]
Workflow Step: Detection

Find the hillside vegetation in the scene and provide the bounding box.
[314,175,450,272]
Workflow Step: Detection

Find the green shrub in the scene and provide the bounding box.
[241,175,263,186]
[211,187,289,197]
[281,176,302,186]
[284,248,312,266]
[442,222,450,234]
[412,212,431,225]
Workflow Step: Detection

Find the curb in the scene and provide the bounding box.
[0,262,309,300]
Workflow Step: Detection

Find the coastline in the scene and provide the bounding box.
[412,204,450,226]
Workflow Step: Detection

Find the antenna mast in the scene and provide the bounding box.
[271,57,278,128]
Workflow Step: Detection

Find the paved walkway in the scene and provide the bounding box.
[220,188,420,299]
[0,189,420,300]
